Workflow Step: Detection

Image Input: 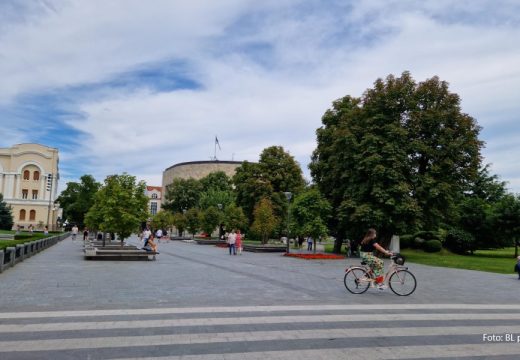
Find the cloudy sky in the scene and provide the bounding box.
[1,0,519,194]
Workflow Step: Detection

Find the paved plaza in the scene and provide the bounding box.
[1,236,520,359]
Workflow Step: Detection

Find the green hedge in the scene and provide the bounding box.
[400,235,413,249]
[412,231,440,241]
[424,239,442,253]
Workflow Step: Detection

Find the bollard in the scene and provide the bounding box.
[6,247,15,268]
[24,243,31,258]
[16,244,25,262]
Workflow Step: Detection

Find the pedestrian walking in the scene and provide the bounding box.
[83,228,89,241]
[307,236,313,251]
[236,229,243,255]
[155,228,163,243]
[71,225,78,241]
[227,230,237,255]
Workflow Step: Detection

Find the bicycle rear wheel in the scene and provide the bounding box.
[388,269,416,296]
[344,267,370,294]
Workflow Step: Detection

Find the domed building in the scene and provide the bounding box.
[161,160,243,191]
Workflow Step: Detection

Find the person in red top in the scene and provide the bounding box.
[236,229,243,255]
[359,228,392,290]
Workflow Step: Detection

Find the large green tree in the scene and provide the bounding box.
[234,146,305,227]
[251,198,278,244]
[57,174,101,228]
[0,194,14,230]
[198,171,235,210]
[163,178,202,213]
[223,204,248,233]
[200,171,233,192]
[185,208,201,238]
[84,173,148,241]
[290,188,331,253]
[310,72,483,250]
[152,210,174,232]
[492,194,520,257]
[199,206,221,237]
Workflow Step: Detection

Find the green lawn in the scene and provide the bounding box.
[400,248,517,274]
[323,242,517,274]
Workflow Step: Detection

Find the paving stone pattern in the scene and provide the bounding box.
[0,235,519,359]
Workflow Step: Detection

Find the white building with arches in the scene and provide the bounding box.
[0,143,61,230]
[145,186,162,216]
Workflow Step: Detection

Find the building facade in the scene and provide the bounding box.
[146,186,162,216]
[0,143,61,230]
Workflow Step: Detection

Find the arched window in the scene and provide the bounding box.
[33,171,40,180]
[20,209,26,221]
[29,210,36,221]
[23,170,30,180]
[151,193,158,199]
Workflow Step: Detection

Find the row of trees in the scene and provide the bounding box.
[159,146,330,245]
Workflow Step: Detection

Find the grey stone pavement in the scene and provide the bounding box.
[1,235,518,311]
[1,235,520,359]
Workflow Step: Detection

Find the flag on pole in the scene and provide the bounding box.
[215,136,221,150]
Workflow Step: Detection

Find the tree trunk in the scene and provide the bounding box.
[333,236,344,254]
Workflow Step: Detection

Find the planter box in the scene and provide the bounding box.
[242,244,287,253]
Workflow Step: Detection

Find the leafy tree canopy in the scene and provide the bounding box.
[56,174,101,228]
[251,198,278,244]
[234,146,305,225]
[310,72,483,245]
[199,206,221,236]
[185,208,200,238]
[290,188,331,241]
[152,210,174,231]
[0,194,14,230]
[200,171,233,193]
[223,204,248,233]
[163,178,203,213]
[84,173,148,241]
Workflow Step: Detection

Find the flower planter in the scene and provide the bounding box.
[283,253,344,260]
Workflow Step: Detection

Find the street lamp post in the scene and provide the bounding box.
[284,192,292,253]
[217,204,223,240]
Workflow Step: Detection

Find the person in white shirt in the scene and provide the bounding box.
[71,225,79,241]
[155,228,163,243]
[227,230,237,255]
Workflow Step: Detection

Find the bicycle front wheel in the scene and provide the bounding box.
[388,269,416,296]
[344,267,370,294]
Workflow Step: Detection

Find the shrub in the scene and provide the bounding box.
[412,231,440,241]
[412,237,425,249]
[444,228,476,254]
[399,235,413,249]
[14,234,33,240]
[424,239,442,253]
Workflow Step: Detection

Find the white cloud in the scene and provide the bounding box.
[1,1,520,193]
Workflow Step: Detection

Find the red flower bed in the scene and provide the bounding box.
[283,253,344,260]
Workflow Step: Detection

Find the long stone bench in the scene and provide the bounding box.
[84,247,158,261]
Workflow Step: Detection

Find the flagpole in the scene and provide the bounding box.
[214,136,217,160]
